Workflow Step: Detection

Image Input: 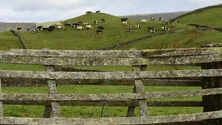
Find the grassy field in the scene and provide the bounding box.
[116,30,222,49]
[0,31,22,50]
[3,85,202,118]
[178,6,222,27]
[19,13,190,50]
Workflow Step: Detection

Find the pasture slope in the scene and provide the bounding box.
[16,13,189,50]
[175,4,222,27]
[116,4,222,50]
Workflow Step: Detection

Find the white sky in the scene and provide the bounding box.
[0,0,221,22]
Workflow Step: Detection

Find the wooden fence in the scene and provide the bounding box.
[0,48,221,125]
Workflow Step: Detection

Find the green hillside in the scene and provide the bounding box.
[177,4,222,27]
[0,31,22,50]
[18,13,189,50]
[116,30,222,50]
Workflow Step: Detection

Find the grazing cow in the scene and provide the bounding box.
[65,23,72,27]
[178,20,181,24]
[159,17,163,21]
[121,18,128,22]
[100,18,105,22]
[141,19,148,23]
[169,18,175,24]
[148,27,156,33]
[97,26,104,30]
[123,21,129,25]
[83,22,89,26]
[57,26,66,30]
[56,23,63,26]
[48,26,55,31]
[17,27,22,31]
[150,17,154,21]
[93,20,98,25]
[42,27,49,31]
[162,21,168,25]
[77,26,84,30]
[96,10,100,13]
[37,26,43,31]
[27,28,30,31]
[95,29,103,34]
[126,27,133,32]
[85,24,93,29]
[162,27,170,31]
[72,23,80,28]
[86,11,92,14]
[134,24,141,29]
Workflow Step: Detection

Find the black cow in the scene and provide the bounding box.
[86,11,92,14]
[121,18,128,22]
[42,28,49,31]
[100,18,105,22]
[65,23,72,27]
[97,26,104,30]
[48,26,55,31]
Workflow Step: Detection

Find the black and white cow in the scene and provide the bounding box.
[37,26,43,31]
[148,27,156,33]
[96,10,100,13]
[123,21,130,25]
[93,20,99,24]
[126,27,133,32]
[72,23,80,28]
[95,29,103,34]
[17,27,22,31]
[134,24,141,29]
[162,27,170,31]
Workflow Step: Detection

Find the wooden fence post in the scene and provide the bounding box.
[0,79,3,118]
[126,65,148,117]
[215,62,222,124]
[43,66,60,118]
[201,62,222,125]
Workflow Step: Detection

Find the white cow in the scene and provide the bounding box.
[85,25,93,29]
[141,19,148,23]
[77,26,84,30]
[123,21,129,25]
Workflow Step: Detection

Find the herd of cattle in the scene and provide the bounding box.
[16,11,181,35]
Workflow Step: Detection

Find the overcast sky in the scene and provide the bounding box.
[0,0,221,23]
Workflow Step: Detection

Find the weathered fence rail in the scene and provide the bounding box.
[0,48,221,124]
